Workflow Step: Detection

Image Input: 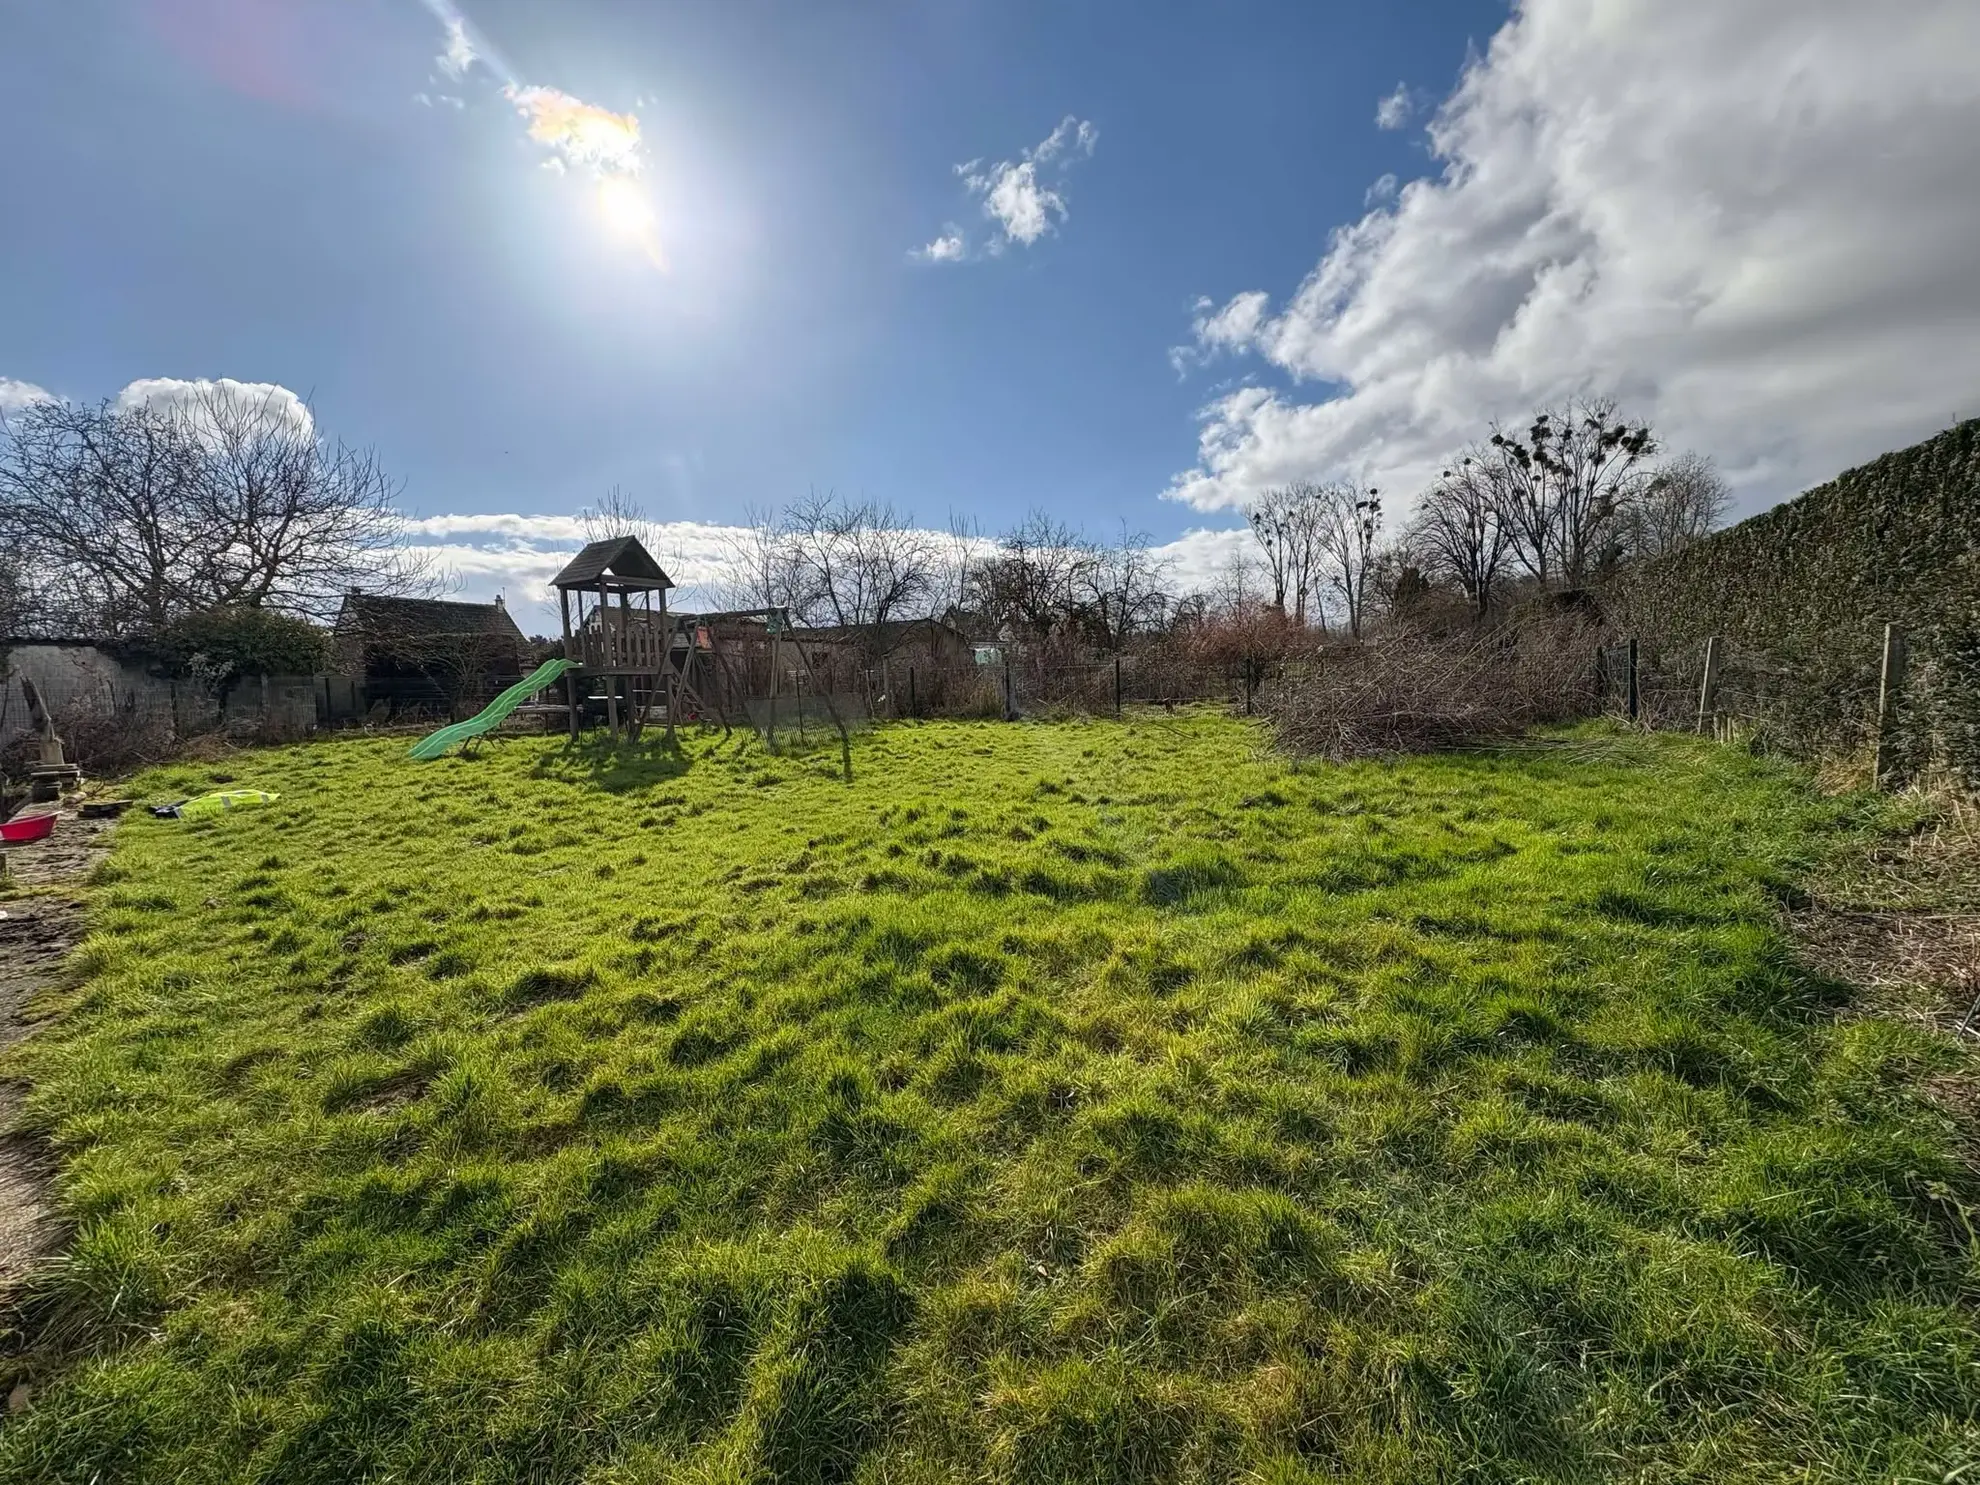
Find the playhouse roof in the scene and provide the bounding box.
[552,536,674,590]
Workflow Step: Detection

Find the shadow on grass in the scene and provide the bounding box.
[527,735,696,794]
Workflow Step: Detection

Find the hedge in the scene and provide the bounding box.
[1610,418,1980,780]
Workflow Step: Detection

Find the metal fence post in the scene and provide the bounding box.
[908,666,917,719]
[1626,638,1640,723]
[1113,656,1122,719]
[1696,636,1722,735]
[1003,653,1016,722]
[1875,622,1909,790]
[1594,644,1607,712]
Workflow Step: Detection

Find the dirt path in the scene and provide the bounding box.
[0,813,113,1311]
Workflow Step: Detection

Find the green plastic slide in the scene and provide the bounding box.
[408,658,579,760]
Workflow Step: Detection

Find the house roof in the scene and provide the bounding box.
[552,536,674,590]
[335,593,527,643]
[793,617,967,648]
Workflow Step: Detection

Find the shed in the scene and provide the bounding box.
[332,592,528,713]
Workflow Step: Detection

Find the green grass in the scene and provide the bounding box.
[3,717,1977,1482]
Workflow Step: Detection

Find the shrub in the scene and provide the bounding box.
[1266,615,1596,760]
[158,606,329,678]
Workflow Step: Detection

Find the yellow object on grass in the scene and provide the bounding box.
[177,789,280,819]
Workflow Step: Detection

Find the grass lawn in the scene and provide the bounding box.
[2,716,1976,1482]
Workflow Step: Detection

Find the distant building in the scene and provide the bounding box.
[332,592,528,715]
[793,617,974,668]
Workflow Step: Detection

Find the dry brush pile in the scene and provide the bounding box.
[1265,615,1599,760]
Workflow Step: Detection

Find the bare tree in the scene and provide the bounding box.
[0,548,36,635]
[1486,398,1654,588]
[1625,451,1729,558]
[581,485,659,546]
[782,491,942,661]
[1189,549,1302,714]
[1537,397,1655,584]
[0,389,432,636]
[577,486,715,609]
[1482,418,1558,587]
[1410,457,1513,616]
[716,503,803,614]
[1319,486,1383,638]
[968,510,1095,640]
[1079,525,1174,649]
[932,513,984,626]
[1245,482,1332,626]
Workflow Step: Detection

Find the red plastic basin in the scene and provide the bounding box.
[0,813,56,844]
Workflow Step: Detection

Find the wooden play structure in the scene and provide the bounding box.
[550,537,851,763]
[552,537,675,741]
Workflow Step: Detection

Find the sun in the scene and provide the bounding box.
[597,175,653,234]
[595,175,666,267]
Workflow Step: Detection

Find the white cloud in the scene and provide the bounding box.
[1,376,312,438]
[924,115,1098,260]
[0,378,52,419]
[1168,291,1272,376]
[401,512,1252,632]
[1031,115,1100,164]
[400,512,591,543]
[1374,83,1415,130]
[436,13,476,78]
[1194,291,1272,355]
[913,227,968,264]
[1364,172,1399,207]
[972,160,1064,247]
[1168,0,1980,517]
[504,84,643,177]
[115,377,315,440]
[1151,527,1255,596]
[400,515,750,630]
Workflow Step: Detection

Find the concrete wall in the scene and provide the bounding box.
[0,643,182,755]
[0,643,373,755]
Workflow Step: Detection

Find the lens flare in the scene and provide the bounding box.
[418,4,664,269]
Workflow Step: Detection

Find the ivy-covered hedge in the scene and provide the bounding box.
[1610,419,1980,779]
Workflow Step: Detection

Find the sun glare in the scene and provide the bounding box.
[596,176,666,268]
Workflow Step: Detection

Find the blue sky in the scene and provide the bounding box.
[5,0,1978,628]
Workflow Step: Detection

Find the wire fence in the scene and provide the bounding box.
[1595,624,1922,779]
[832,655,1260,722]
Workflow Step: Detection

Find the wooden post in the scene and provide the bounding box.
[908,666,917,719]
[1875,623,1909,790]
[1695,636,1722,735]
[1003,652,1016,722]
[559,589,579,739]
[767,625,781,754]
[1114,655,1122,719]
[1626,637,1640,723]
[1594,644,1607,712]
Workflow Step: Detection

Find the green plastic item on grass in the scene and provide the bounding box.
[408,657,579,761]
[177,789,280,819]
